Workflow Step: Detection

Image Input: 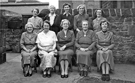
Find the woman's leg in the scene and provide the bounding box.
[101,63,106,74]
[60,60,65,75]
[64,60,69,75]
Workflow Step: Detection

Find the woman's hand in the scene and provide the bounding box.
[60,45,66,51]
[76,28,80,32]
[80,48,86,51]
[102,48,108,52]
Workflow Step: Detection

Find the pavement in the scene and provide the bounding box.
[0,53,135,83]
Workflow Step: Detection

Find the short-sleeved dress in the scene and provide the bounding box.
[96,31,114,70]
[36,30,57,70]
[57,30,75,63]
[93,17,107,32]
[75,30,96,67]
[20,32,37,68]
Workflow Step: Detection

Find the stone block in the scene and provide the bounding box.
[102,9,109,17]
[131,8,135,17]
[121,8,132,17]
[109,9,116,17]
[129,25,135,36]
[116,9,121,17]
[87,9,92,17]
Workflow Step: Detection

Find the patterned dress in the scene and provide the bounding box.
[96,31,115,70]
[57,30,75,63]
[75,30,96,67]
[20,32,37,68]
[36,30,57,70]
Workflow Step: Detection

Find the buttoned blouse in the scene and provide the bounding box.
[76,30,95,50]
[57,30,75,50]
[96,31,114,47]
[20,32,37,50]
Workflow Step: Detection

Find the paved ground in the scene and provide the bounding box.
[0,53,135,83]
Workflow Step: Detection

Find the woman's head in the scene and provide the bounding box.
[43,20,51,32]
[82,20,89,31]
[49,5,56,14]
[31,8,39,16]
[60,19,70,30]
[25,22,34,33]
[93,9,106,19]
[100,20,109,31]
[77,4,87,15]
[63,3,71,13]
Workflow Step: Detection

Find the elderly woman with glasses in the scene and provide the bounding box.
[57,19,75,78]
[36,20,57,78]
[20,22,37,77]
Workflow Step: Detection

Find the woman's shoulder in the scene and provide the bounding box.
[22,32,27,35]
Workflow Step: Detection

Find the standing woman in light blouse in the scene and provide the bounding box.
[59,3,74,30]
[93,9,107,32]
[75,20,96,77]
[96,20,115,81]
[44,5,60,34]
[28,8,43,34]
[57,19,75,78]
[20,22,37,77]
[36,20,57,78]
[74,4,90,34]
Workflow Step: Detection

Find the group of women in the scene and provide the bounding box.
[20,3,115,81]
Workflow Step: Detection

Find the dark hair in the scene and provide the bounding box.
[93,9,106,20]
[100,20,109,29]
[31,8,39,14]
[43,20,51,27]
[63,3,71,8]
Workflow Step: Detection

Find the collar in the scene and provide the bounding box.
[49,13,56,17]
[101,30,109,35]
[63,12,71,16]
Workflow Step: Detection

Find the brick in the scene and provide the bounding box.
[102,9,109,17]
[109,9,116,17]
[131,8,135,17]
[73,9,78,16]
[55,9,62,15]
[116,9,121,17]
[121,8,132,17]
[87,9,92,17]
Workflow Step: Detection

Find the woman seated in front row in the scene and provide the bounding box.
[75,20,96,77]
[36,20,57,78]
[57,19,75,78]
[20,22,37,77]
[96,20,115,81]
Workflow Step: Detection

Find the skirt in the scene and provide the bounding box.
[76,50,94,67]
[38,50,56,71]
[96,50,114,70]
[21,50,37,68]
[58,49,74,63]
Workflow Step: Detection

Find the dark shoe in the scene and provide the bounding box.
[101,74,106,81]
[64,74,69,78]
[28,66,32,76]
[23,65,29,77]
[105,74,110,81]
[61,75,65,78]
[79,70,83,76]
[34,67,37,73]
[84,71,88,77]
[42,71,47,78]
[47,73,51,78]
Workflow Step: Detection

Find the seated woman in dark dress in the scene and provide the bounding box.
[75,20,96,77]
[20,22,37,77]
[57,19,75,78]
[96,20,115,81]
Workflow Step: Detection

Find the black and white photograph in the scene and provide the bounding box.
[0,0,135,83]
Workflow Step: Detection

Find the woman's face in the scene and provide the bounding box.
[62,20,69,30]
[82,21,88,31]
[64,5,70,13]
[49,7,55,14]
[101,22,108,31]
[32,9,38,16]
[27,24,33,33]
[96,10,102,17]
[43,22,50,32]
[79,6,85,14]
